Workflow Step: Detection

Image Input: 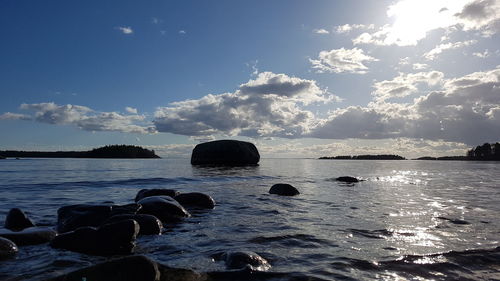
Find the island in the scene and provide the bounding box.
[319,154,406,160]
[416,142,500,161]
[0,145,160,159]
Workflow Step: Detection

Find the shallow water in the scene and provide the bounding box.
[1,158,499,280]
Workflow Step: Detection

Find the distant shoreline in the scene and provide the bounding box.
[0,145,160,159]
[319,155,405,160]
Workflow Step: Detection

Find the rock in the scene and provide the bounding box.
[135,189,180,202]
[57,204,140,233]
[44,255,207,281]
[336,176,359,183]
[51,219,139,256]
[191,140,260,166]
[0,237,18,260]
[221,251,271,271]
[0,227,57,246]
[138,196,190,223]
[45,255,160,281]
[4,208,36,231]
[174,192,216,209]
[104,214,162,235]
[269,183,300,196]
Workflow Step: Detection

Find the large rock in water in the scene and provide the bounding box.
[0,237,18,260]
[174,192,216,209]
[135,188,180,202]
[269,183,300,196]
[4,208,35,231]
[103,214,163,235]
[137,196,190,223]
[0,227,57,246]
[51,219,139,256]
[191,140,260,166]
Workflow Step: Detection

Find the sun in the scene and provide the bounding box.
[384,0,469,45]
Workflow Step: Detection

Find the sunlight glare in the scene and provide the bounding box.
[384,0,469,45]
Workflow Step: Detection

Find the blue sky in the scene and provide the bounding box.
[1,0,499,158]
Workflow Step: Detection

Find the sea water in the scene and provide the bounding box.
[0,158,499,280]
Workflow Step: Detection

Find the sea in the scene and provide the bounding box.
[0,158,499,281]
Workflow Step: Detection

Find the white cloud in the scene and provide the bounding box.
[313,28,329,34]
[473,49,491,58]
[116,26,133,34]
[0,112,31,120]
[309,48,378,74]
[179,30,186,34]
[154,72,337,138]
[311,67,500,145]
[423,40,477,60]
[125,107,138,114]
[372,71,444,101]
[353,0,500,46]
[335,24,375,34]
[5,102,156,134]
[413,63,429,70]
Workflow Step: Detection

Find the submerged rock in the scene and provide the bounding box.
[44,255,206,281]
[336,176,360,183]
[104,214,162,235]
[174,192,216,209]
[0,227,57,246]
[138,196,190,223]
[4,208,35,231]
[51,219,139,256]
[269,183,300,196]
[135,188,180,202]
[0,237,18,260]
[57,204,140,233]
[221,251,271,271]
[191,140,260,166]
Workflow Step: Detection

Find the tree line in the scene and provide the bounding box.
[466,142,500,160]
[0,145,160,159]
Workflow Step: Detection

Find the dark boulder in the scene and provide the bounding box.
[0,227,57,246]
[104,214,162,235]
[269,183,300,196]
[221,251,271,271]
[138,196,190,223]
[57,204,140,233]
[51,219,139,256]
[44,255,207,281]
[0,237,18,260]
[4,208,35,231]
[135,188,180,202]
[174,192,216,209]
[336,176,360,183]
[191,140,260,166]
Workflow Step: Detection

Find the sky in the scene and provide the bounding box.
[1,0,499,158]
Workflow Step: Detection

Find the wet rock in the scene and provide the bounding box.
[51,219,139,256]
[138,196,190,223]
[0,227,57,246]
[174,192,216,209]
[135,188,180,202]
[269,183,300,196]
[336,176,360,183]
[0,237,18,260]
[4,208,36,231]
[104,214,162,235]
[191,140,260,166]
[57,204,140,233]
[221,251,271,271]
[44,255,207,281]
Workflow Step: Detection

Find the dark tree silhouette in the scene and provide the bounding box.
[0,145,160,159]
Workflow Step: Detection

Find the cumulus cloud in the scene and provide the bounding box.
[372,71,445,101]
[154,72,337,138]
[116,26,133,34]
[4,102,156,134]
[473,49,491,58]
[423,40,478,60]
[335,24,375,34]
[309,48,378,74]
[353,0,500,46]
[125,107,138,114]
[311,67,500,145]
[413,63,429,70]
[455,0,500,36]
[313,28,329,34]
